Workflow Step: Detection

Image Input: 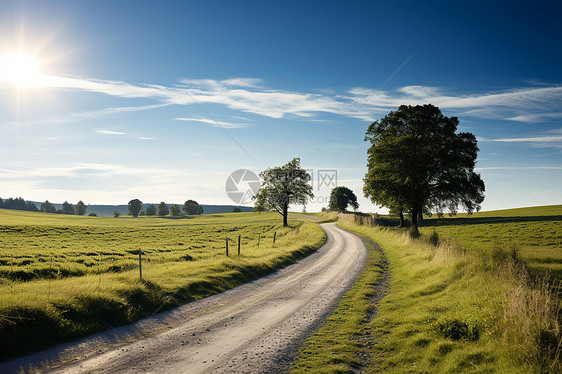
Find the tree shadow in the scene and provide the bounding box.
[420,215,562,228]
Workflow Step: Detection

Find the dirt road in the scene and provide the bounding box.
[2,223,367,374]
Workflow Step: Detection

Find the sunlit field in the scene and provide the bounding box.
[419,205,562,279]
[0,209,326,358]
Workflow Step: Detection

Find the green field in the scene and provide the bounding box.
[292,206,561,373]
[419,205,562,279]
[0,209,326,358]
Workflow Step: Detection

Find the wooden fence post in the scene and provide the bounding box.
[273,231,276,245]
[138,249,142,281]
[238,235,241,256]
[226,237,229,257]
[257,233,261,249]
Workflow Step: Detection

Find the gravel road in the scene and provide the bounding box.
[2,223,367,374]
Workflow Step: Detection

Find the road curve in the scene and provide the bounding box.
[2,223,367,374]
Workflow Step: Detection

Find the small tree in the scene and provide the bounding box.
[139,210,146,216]
[183,200,203,215]
[128,199,143,218]
[114,211,120,218]
[40,200,56,213]
[146,205,156,216]
[253,157,313,227]
[62,201,75,215]
[75,200,87,215]
[232,207,242,213]
[158,202,169,216]
[329,186,359,211]
[170,204,181,216]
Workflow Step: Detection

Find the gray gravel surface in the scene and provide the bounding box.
[1,223,367,374]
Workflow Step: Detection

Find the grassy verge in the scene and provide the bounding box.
[292,215,561,373]
[0,210,326,359]
[291,240,385,373]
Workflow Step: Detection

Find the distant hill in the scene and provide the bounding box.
[30,202,253,217]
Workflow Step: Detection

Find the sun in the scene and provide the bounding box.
[0,52,45,87]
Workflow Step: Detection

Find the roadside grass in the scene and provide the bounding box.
[291,241,384,373]
[0,209,326,359]
[292,208,561,373]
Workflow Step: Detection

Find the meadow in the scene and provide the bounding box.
[419,205,562,280]
[292,206,561,373]
[0,209,326,358]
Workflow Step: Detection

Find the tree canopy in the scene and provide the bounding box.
[40,200,56,213]
[128,199,143,217]
[146,205,157,216]
[329,186,359,211]
[183,200,203,215]
[170,204,181,216]
[75,201,87,216]
[364,104,485,230]
[253,157,313,227]
[157,202,169,216]
[62,201,75,215]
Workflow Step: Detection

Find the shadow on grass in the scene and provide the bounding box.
[420,215,562,228]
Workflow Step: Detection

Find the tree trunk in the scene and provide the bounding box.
[418,205,423,222]
[283,202,288,227]
[411,205,419,230]
[399,209,405,227]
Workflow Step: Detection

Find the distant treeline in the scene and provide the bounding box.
[0,197,38,212]
[0,197,253,216]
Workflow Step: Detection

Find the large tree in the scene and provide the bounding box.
[329,186,359,211]
[364,104,485,230]
[183,200,203,215]
[128,199,143,217]
[170,204,181,217]
[253,157,313,227]
[75,200,87,215]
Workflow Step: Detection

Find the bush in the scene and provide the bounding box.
[114,211,120,218]
[88,213,97,217]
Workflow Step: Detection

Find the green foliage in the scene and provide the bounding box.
[328,186,359,211]
[157,202,169,216]
[145,205,156,216]
[253,157,313,227]
[113,211,120,218]
[364,104,485,229]
[40,200,56,213]
[232,207,242,213]
[139,210,146,216]
[88,213,97,217]
[62,201,75,215]
[0,209,325,358]
[183,200,203,215]
[75,200,87,215]
[128,199,143,217]
[170,204,181,216]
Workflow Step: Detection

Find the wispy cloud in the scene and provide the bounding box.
[96,130,126,135]
[480,136,562,143]
[175,117,251,129]
[3,72,562,124]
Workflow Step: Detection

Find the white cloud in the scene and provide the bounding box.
[3,71,562,124]
[96,130,126,135]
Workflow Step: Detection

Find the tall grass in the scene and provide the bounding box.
[294,214,561,373]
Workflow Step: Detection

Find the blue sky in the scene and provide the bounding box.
[0,0,561,212]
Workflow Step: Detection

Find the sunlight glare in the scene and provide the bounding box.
[0,52,44,87]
